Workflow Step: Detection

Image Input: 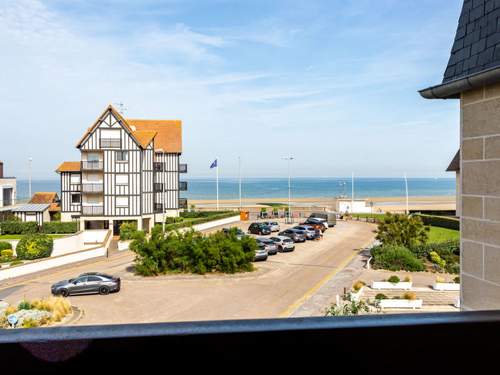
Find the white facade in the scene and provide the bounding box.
[57,106,186,233]
[0,177,16,208]
[336,199,372,214]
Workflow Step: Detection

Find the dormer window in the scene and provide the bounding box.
[100,129,121,148]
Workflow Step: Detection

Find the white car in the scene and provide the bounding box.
[262,221,280,232]
[306,217,329,228]
[269,236,295,252]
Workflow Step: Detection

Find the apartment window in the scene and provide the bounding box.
[116,151,128,162]
[70,174,81,184]
[116,197,128,207]
[116,174,129,185]
[100,129,121,148]
[71,193,81,204]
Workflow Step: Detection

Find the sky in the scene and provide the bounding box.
[0,0,463,179]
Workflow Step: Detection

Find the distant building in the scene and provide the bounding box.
[0,161,16,208]
[29,192,61,221]
[55,105,187,234]
[446,150,460,217]
[336,199,372,214]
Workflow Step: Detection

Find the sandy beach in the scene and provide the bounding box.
[190,195,456,213]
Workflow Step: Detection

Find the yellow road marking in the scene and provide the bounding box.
[279,239,373,318]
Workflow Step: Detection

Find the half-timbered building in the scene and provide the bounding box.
[55,105,187,234]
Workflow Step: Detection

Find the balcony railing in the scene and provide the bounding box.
[82,161,103,170]
[154,183,164,192]
[179,181,187,191]
[82,206,104,216]
[82,183,104,193]
[179,198,188,209]
[154,162,164,172]
[154,203,163,213]
[179,163,187,173]
[100,138,121,148]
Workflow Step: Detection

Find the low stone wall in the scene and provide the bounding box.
[0,230,112,281]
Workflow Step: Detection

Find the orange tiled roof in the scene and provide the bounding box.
[30,192,59,204]
[132,130,157,148]
[127,119,182,153]
[56,161,81,173]
[49,203,61,212]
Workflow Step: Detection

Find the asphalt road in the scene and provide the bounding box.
[0,220,376,325]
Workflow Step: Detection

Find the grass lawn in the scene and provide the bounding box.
[0,234,67,240]
[427,226,460,243]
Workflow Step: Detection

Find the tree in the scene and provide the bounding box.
[376,213,429,248]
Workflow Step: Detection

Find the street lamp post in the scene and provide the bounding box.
[28,157,33,200]
[282,156,294,224]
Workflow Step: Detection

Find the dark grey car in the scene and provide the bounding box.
[51,272,121,296]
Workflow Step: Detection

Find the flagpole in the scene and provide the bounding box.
[404,173,409,215]
[351,172,354,214]
[216,157,219,211]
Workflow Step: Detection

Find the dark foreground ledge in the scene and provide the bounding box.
[1,311,500,372]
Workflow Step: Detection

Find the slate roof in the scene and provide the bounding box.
[446,150,460,172]
[444,0,500,83]
[11,204,50,213]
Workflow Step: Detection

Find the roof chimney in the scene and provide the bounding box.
[0,161,3,178]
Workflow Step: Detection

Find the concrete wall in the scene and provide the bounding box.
[460,83,500,310]
[337,200,372,214]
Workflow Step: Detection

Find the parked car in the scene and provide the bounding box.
[278,229,306,243]
[256,238,278,255]
[223,227,246,240]
[294,225,321,240]
[254,243,268,261]
[51,272,121,297]
[248,222,271,235]
[262,221,280,232]
[270,236,295,252]
[309,212,337,227]
[303,217,328,232]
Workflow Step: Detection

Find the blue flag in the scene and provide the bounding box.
[210,159,218,169]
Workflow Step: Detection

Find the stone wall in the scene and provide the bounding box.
[461,82,500,310]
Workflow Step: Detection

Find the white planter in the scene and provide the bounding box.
[350,287,364,302]
[433,283,460,291]
[379,299,423,309]
[371,281,413,290]
[117,240,131,251]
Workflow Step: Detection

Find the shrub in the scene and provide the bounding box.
[0,241,12,251]
[130,228,257,275]
[0,249,14,263]
[31,296,72,322]
[371,245,425,272]
[403,292,417,300]
[403,276,412,282]
[352,280,365,291]
[163,211,237,231]
[119,222,138,240]
[21,318,39,328]
[41,221,78,234]
[325,294,371,316]
[387,275,400,284]
[376,213,429,248]
[375,293,387,300]
[18,300,32,310]
[15,234,53,260]
[435,276,446,283]
[0,221,38,235]
[429,251,446,269]
[414,214,459,230]
[454,276,460,283]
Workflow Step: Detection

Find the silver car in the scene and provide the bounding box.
[270,236,295,252]
[256,238,278,255]
[51,272,121,296]
[262,221,280,232]
[254,243,268,261]
[294,225,321,240]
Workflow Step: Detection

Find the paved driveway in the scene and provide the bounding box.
[0,221,376,325]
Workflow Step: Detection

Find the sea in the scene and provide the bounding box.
[15,177,456,202]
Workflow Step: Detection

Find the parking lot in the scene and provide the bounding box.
[0,219,376,325]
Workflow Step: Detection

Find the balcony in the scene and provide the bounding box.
[179,198,188,209]
[154,183,164,192]
[82,161,103,170]
[82,183,104,193]
[82,206,104,216]
[154,203,163,213]
[179,181,187,191]
[100,138,121,148]
[179,163,187,173]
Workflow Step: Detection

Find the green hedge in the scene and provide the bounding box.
[0,241,12,251]
[15,234,53,260]
[41,221,79,234]
[371,245,425,272]
[414,214,459,230]
[0,221,38,235]
[163,211,238,231]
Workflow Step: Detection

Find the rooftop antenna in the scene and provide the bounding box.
[114,102,127,115]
